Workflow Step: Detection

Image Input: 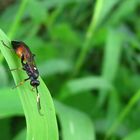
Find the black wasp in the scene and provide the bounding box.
[2,40,43,115]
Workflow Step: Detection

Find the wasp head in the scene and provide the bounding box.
[11,41,23,49]
[30,80,40,87]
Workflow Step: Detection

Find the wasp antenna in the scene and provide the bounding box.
[36,86,39,93]
[1,40,15,53]
[36,87,43,116]
[1,40,11,50]
[12,78,30,89]
[10,67,23,71]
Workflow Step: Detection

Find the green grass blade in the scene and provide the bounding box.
[0,88,23,118]
[105,90,140,140]
[123,129,140,140]
[0,29,58,140]
[74,0,121,76]
[55,101,95,140]
[13,129,26,140]
[8,0,29,39]
[98,28,123,106]
[67,76,113,94]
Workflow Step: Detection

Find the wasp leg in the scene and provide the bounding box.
[12,77,30,89]
[10,67,23,71]
[21,54,25,65]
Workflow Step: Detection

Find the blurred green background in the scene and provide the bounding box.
[0,0,140,140]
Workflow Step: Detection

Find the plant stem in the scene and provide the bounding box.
[8,0,29,39]
[105,90,140,140]
[73,0,104,76]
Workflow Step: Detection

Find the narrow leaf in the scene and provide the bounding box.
[55,101,95,140]
[0,29,58,140]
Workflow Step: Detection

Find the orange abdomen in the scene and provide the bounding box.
[15,46,30,61]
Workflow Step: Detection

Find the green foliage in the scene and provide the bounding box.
[55,101,95,140]
[123,129,140,140]
[0,29,58,140]
[0,0,140,140]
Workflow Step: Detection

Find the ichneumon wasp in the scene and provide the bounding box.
[2,40,43,115]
